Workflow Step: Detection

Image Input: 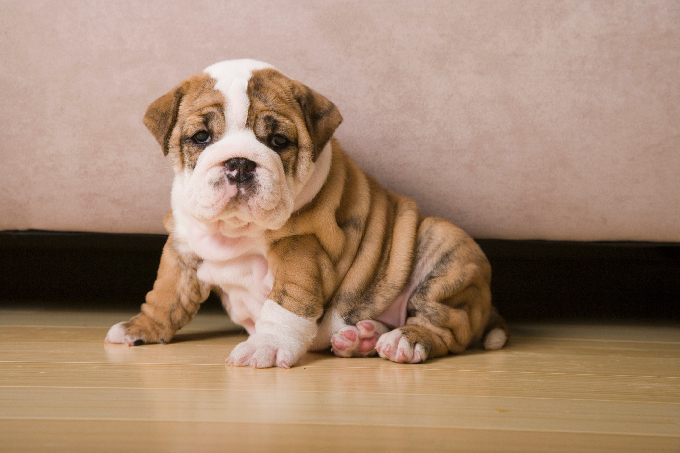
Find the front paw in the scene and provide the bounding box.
[104,315,172,346]
[227,333,306,369]
[105,322,141,346]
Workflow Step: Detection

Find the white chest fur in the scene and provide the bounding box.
[197,250,273,335]
[172,204,273,335]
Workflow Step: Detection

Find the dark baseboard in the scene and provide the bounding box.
[1,230,678,321]
[0,231,169,312]
[477,239,679,321]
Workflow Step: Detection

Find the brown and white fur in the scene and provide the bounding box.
[105,59,508,368]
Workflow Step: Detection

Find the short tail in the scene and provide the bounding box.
[482,307,509,350]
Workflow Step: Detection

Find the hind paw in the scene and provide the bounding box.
[375,329,428,364]
[331,320,389,358]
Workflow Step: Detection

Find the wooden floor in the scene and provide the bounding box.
[0,307,678,452]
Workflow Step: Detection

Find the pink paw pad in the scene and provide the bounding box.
[331,320,389,358]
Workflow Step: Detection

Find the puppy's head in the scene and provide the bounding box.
[144,59,342,236]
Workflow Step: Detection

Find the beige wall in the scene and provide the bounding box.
[1,0,678,241]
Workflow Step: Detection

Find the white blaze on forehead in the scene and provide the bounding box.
[204,59,275,132]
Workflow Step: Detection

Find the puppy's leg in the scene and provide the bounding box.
[376,218,507,363]
[227,235,328,368]
[331,320,390,358]
[375,314,470,364]
[105,236,211,346]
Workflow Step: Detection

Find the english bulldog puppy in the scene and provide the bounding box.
[105,59,509,368]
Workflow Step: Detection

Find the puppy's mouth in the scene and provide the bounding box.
[183,147,292,231]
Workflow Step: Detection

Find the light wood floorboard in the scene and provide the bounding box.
[0,308,678,452]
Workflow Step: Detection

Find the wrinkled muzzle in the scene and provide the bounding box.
[180,132,294,230]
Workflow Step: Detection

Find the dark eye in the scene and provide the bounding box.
[192,131,211,145]
[270,134,290,151]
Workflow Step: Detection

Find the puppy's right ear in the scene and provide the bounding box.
[144,85,184,156]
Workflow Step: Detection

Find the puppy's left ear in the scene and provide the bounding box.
[144,85,185,156]
[293,82,343,160]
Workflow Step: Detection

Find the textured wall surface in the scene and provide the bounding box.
[1,0,678,241]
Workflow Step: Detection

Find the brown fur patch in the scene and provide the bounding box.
[265,144,417,322]
[144,73,226,171]
[247,68,342,173]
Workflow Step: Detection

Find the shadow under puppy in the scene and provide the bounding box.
[105,59,509,368]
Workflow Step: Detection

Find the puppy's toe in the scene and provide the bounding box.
[227,334,305,368]
[375,329,401,360]
[105,321,156,346]
[355,320,389,355]
[376,329,427,364]
[104,322,128,344]
[250,344,278,369]
[227,341,252,367]
[104,315,172,346]
[331,320,389,358]
[331,326,360,357]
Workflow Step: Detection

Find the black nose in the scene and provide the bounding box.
[225,158,257,185]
